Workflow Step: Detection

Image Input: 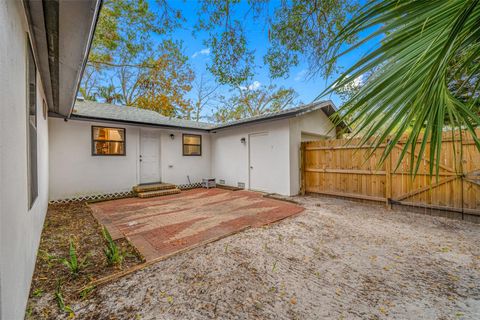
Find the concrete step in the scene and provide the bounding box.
[137,188,181,199]
[133,183,177,193]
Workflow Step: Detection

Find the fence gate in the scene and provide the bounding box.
[301,130,480,220]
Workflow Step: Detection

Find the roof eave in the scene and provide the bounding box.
[23,0,102,116]
[59,113,211,132]
[210,100,333,131]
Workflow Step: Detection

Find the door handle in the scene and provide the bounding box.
[250,166,253,169]
[139,159,142,162]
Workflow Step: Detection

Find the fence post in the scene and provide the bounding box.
[300,142,306,195]
[385,143,392,209]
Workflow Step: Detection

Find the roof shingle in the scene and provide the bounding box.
[71,99,336,131]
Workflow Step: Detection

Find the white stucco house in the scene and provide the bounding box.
[49,99,342,201]
[0,1,343,319]
[0,1,101,319]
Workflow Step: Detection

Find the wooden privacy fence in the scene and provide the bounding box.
[300,129,480,219]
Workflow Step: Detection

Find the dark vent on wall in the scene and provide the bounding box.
[219,179,225,185]
[237,182,245,189]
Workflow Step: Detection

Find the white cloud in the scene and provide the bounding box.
[248,80,261,90]
[294,69,308,81]
[192,48,210,58]
[332,74,364,90]
[240,80,261,91]
[352,74,364,87]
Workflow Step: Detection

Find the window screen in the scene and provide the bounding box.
[27,37,38,209]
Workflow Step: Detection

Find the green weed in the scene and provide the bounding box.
[55,282,74,317]
[39,250,57,267]
[102,227,124,266]
[61,239,88,276]
[80,285,95,299]
[32,288,43,297]
[272,261,278,272]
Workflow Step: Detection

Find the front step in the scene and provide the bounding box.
[133,183,177,193]
[137,188,181,198]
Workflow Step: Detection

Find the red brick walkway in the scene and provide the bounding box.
[89,188,304,261]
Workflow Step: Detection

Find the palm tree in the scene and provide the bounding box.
[98,85,122,104]
[323,0,480,176]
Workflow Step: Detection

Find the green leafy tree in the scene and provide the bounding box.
[88,0,180,67]
[207,21,255,86]
[80,0,196,117]
[211,84,299,123]
[196,0,358,85]
[322,0,480,176]
[97,84,122,104]
[136,40,195,118]
[265,0,358,78]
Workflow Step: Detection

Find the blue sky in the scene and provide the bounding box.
[147,0,370,118]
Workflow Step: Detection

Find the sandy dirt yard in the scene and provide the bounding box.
[51,195,480,319]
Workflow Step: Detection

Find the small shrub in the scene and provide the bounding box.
[102,227,124,266]
[61,239,88,276]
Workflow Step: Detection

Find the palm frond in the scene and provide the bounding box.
[322,0,480,176]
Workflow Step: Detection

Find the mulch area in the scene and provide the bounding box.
[26,202,143,319]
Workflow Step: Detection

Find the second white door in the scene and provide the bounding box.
[140,129,161,184]
[249,132,271,192]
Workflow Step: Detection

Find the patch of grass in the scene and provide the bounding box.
[55,283,74,317]
[25,306,32,319]
[272,261,278,272]
[102,227,124,266]
[38,250,57,267]
[32,288,43,298]
[61,239,89,276]
[79,285,95,299]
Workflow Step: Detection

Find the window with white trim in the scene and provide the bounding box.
[27,37,38,208]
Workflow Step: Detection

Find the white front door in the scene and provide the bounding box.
[140,129,160,184]
[249,132,270,192]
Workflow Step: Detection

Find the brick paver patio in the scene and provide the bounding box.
[89,188,304,261]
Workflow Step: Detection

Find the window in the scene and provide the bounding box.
[92,126,126,156]
[27,37,38,209]
[183,134,202,156]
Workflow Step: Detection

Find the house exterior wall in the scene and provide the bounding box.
[0,2,50,318]
[211,119,291,195]
[160,130,211,186]
[49,109,336,200]
[49,118,141,200]
[49,119,212,200]
[288,109,336,195]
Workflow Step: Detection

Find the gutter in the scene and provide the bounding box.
[51,112,211,132]
[56,100,348,133]
[210,112,303,132]
[67,0,103,118]
[63,111,311,133]
[211,101,331,131]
